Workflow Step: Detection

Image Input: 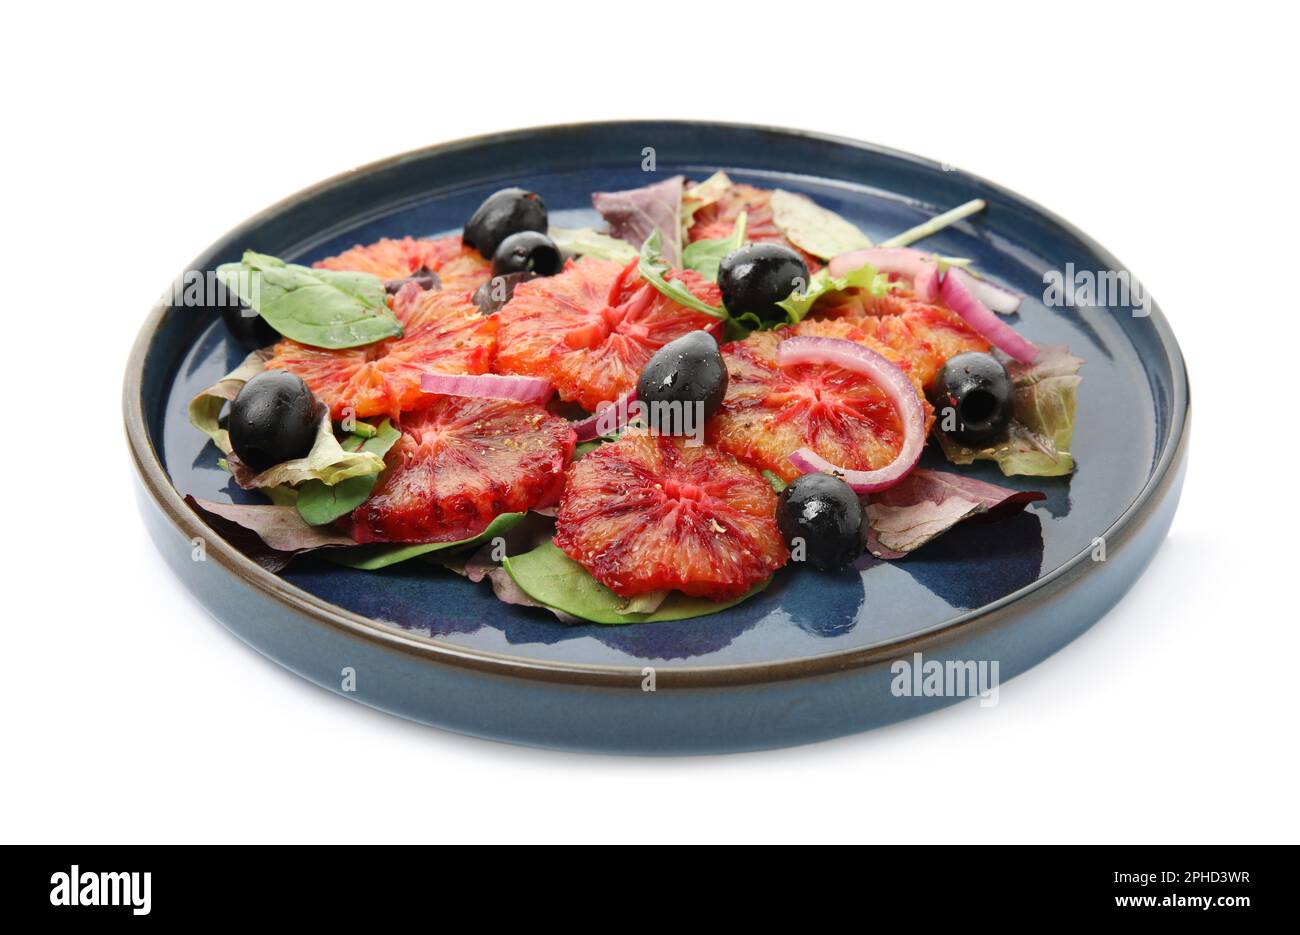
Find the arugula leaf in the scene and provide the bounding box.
[637,230,727,319]
[592,176,685,266]
[215,250,402,350]
[680,211,747,282]
[548,227,638,263]
[295,420,401,525]
[327,512,526,571]
[865,469,1045,558]
[934,346,1083,476]
[769,189,872,259]
[723,311,765,342]
[776,263,899,324]
[502,541,768,624]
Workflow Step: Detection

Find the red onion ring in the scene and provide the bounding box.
[947,267,1024,315]
[829,246,931,280]
[831,247,1026,316]
[420,372,553,403]
[939,271,1038,364]
[570,390,636,442]
[776,336,926,493]
[913,256,940,302]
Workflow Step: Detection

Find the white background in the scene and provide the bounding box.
[4,1,1296,844]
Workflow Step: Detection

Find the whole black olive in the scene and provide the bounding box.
[228,371,323,472]
[463,188,548,260]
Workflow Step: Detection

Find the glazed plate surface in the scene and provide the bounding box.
[126,122,1188,753]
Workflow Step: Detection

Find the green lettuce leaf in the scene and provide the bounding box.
[776,263,899,324]
[326,512,526,571]
[680,211,747,282]
[187,348,273,452]
[502,540,768,624]
[227,415,387,489]
[637,230,727,319]
[189,352,386,489]
[294,420,401,525]
[549,227,638,263]
[216,250,401,349]
[682,170,733,225]
[934,346,1083,476]
[769,189,872,259]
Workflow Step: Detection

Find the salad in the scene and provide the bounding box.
[186,173,1081,624]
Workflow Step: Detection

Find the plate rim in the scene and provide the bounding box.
[123,119,1190,688]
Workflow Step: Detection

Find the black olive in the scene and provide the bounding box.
[933,351,1015,445]
[384,266,439,294]
[776,473,865,571]
[472,271,538,315]
[228,371,323,472]
[717,243,810,322]
[463,188,547,260]
[214,280,278,349]
[491,231,562,278]
[635,331,728,434]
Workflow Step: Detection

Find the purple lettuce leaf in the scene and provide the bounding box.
[865,469,1045,559]
[185,495,354,572]
[592,175,685,266]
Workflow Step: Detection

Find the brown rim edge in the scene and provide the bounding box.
[123,120,1191,690]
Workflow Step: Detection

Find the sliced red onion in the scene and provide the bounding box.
[776,336,926,493]
[947,266,1023,315]
[939,271,1038,364]
[828,246,933,280]
[570,390,636,442]
[913,256,940,302]
[420,372,553,403]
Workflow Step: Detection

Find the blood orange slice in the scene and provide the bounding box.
[687,181,820,270]
[708,330,935,483]
[554,433,787,599]
[812,291,990,388]
[314,234,491,294]
[346,397,575,544]
[494,256,725,413]
[268,285,496,421]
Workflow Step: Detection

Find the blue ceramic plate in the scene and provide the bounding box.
[125,122,1189,754]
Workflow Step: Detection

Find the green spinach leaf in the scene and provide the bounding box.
[502,541,769,624]
[216,250,402,350]
[327,512,526,571]
[295,420,401,526]
[680,211,747,282]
